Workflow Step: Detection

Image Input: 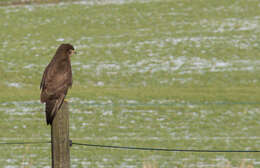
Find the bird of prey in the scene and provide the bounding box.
[40,43,75,125]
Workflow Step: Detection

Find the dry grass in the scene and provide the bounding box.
[238,160,254,168]
[225,160,254,168]
[22,145,33,168]
[143,161,158,168]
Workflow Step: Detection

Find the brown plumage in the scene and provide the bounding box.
[40,44,75,125]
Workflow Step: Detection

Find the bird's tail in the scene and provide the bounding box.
[45,95,65,125]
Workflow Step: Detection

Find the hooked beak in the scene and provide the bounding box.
[69,49,77,56]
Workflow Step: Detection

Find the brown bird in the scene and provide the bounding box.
[40,43,75,125]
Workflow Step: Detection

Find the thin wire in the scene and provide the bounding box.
[72,142,260,153]
[1,141,259,153]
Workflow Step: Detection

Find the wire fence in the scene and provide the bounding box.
[1,141,260,153]
[1,101,259,153]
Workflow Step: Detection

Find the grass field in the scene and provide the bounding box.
[0,0,260,167]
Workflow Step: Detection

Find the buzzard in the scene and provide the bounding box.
[40,43,75,125]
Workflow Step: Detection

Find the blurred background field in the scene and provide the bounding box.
[0,0,77,5]
[0,0,260,167]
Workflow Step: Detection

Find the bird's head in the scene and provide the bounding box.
[58,43,76,57]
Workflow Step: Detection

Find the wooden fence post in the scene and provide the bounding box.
[51,101,70,168]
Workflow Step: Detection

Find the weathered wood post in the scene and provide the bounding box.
[51,101,70,168]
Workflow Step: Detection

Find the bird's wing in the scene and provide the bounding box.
[40,62,72,102]
[45,93,66,125]
[40,63,50,90]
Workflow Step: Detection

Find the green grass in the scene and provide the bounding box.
[0,0,260,167]
[0,0,77,5]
